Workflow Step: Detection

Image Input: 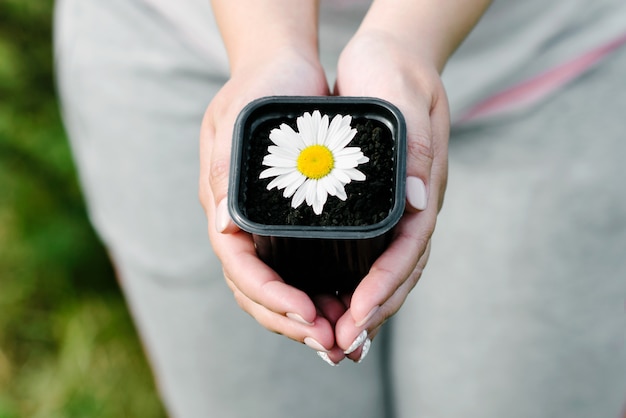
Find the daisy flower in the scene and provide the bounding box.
[259,110,369,215]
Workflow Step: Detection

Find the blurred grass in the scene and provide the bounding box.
[0,1,166,416]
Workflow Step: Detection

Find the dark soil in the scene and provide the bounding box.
[241,115,396,227]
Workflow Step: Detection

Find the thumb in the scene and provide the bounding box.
[199,106,240,235]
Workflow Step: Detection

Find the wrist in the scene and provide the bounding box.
[358,0,492,72]
[229,43,321,78]
[211,1,320,73]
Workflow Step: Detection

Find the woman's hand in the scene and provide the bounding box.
[330,29,451,363]
[198,41,349,358]
[326,0,491,363]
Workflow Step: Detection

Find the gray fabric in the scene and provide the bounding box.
[443,0,626,120]
[54,0,626,416]
[133,0,626,120]
[392,45,626,418]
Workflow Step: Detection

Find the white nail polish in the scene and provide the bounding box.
[304,337,327,352]
[344,330,368,355]
[317,351,338,367]
[215,199,230,233]
[406,177,428,211]
[287,312,314,326]
[357,338,371,364]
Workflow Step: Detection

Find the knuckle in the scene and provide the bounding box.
[209,157,231,188]
[408,227,434,254]
[407,132,434,165]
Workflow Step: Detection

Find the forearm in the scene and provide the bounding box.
[358,0,492,72]
[210,0,320,72]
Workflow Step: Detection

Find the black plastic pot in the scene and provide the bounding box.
[228,96,406,295]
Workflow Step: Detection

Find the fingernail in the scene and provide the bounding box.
[317,351,338,367]
[357,338,371,364]
[215,199,231,233]
[355,305,379,328]
[344,330,368,355]
[406,176,428,211]
[287,312,314,326]
[304,337,328,352]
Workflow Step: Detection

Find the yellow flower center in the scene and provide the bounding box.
[297,145,334,179]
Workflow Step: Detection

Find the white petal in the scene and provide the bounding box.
[259,166,294,179]
[269,125,302,149]
[283,172,307,197]
[263,154,297,168]
[297,111,319,146]
[305,179,317,206]
[325,114,345,147]
[334,184,348,201]
[334,147,364,158]
[315,180,329,213]
[334,155,362,169]
[326,115,355,150]
[316,114,329,145]
[291,180,309,208]
[357,155,370,164]
[329,127,357,151]
[343,168,366,181]
[331,168,351,183]
[266,173,295,190]
[312,200,323,215]
[330,176,348,200]
[334,150,368,167]
[319,175,345,200]
[312,110,322,127]
[267,145,299,159]
[317,176,334,197]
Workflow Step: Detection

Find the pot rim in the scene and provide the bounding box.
[228,96,407,239]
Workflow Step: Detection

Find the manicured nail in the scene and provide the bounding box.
[406,176,428,211]
[357,338,371,364]
[215,199,231,233]
[317,351,338,367]
[355,305,379,328]
[344,330,368,355]
[287,312,314,326]
[304,337,328,352]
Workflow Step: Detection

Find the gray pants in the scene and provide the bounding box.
[54,0,626,417]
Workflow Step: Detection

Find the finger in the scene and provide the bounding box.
[400,95,434,213]
[199,107,240,236]
[225,276,336,352]
[216,230,318,324]
[394,83,448,213]
[335,321,385,363]
[311,294,349,365]
[313,294,347,328]
[336,242,431,361]
[425,84,450,212]
[343,324,383,363]
[347,203,436,326]
[336,66,447,214]
[339,93,448,326]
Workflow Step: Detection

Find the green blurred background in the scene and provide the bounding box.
[0,1,166,416]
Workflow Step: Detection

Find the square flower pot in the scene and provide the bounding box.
[228,96,406,296]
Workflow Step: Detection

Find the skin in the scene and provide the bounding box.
[200,0,492,364]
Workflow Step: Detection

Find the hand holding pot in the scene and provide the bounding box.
[331,27,451,362]
[199,2,341,358]
[202,0,491,365]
